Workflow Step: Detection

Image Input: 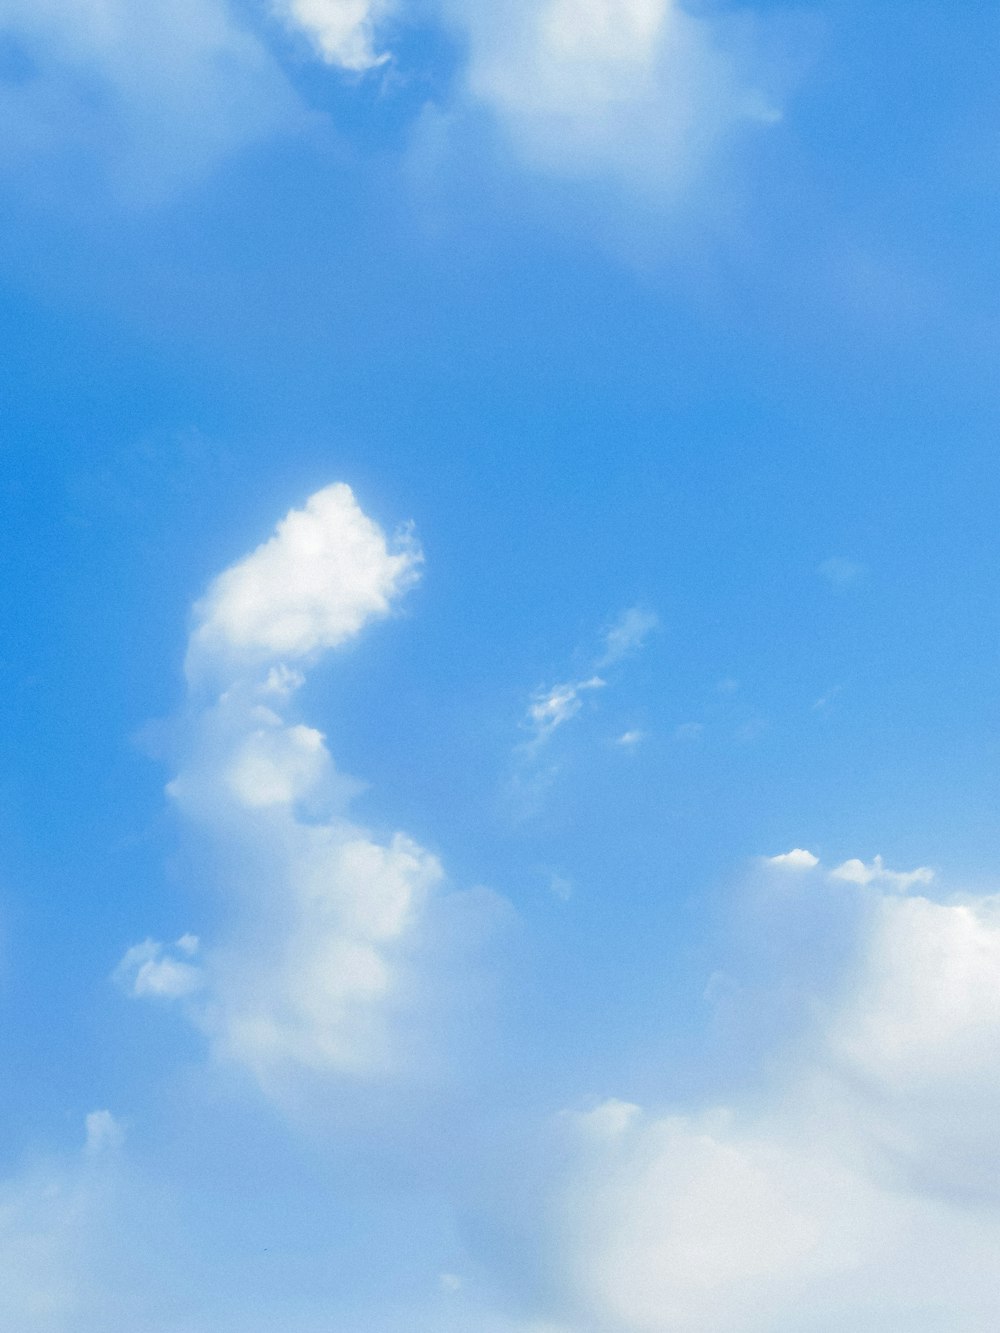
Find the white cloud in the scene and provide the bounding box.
[0,0,298,201]
[526,676,605,743]
[187,483,421,681]
[512,861,1000,1331]
[120,484,486,1093]
[278,0,393,71]
[521,604,657,752]
[598,607,658,667]
[444,0,783,193]
[830,854,934,893]
[84,1111,125,1157]
[765,847,819,870]
[616,729,645,747]
[114,935,203,999]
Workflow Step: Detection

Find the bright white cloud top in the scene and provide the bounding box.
[119,485,449,1088]
[187,482,420,678]
[279,0,393,71]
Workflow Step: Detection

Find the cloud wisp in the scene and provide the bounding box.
[522,605,656,751]
[117,483,477,1095]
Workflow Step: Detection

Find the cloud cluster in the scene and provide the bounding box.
[518,851,1000,1330]
[0,0,792,211]
[119,484,455,1090]
[522,605,655,749]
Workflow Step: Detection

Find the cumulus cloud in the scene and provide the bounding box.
[506,855,1000,1331]
[277,0,394,71]
[187,482,421,681]
[443,0,784,193]
[114,934,203,999]
[830,853,934,892]
[765,847,819,870]
[119,484,482,1093]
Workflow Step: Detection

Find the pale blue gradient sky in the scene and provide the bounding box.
[2,3,1000,1329]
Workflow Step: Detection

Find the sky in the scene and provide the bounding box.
[2,1,1000,1329]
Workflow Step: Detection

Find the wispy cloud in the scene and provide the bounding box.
[526,675,606,745]
[829,853,934,893]
[764,847,819,870]
[597,606,658,668]
[522,605,656,751]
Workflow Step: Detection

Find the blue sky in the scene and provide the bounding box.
[3,1,1000,1329]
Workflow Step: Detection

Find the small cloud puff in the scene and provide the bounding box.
[278,0,392,72]
[84,1110,125,1157]
[114,936,203,999]
[763,849,932,892]
[186,482,421,683]
[830,854,934,893]
[765,848,819,871]
[598,606,658,667]
[526,676,605,743]
[523,862,1000,1331]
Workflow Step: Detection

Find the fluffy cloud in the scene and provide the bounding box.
[521,604,657,750]
[830,853,934,892]
[120,484,475,1092]
[114,934,202,999]
[765,847,819,870]
[443,0,783,192]
[187,482,421,680]
[277,0,393,71]
[516,855,1000,1331]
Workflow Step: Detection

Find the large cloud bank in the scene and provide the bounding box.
[515,856,1000,1331]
